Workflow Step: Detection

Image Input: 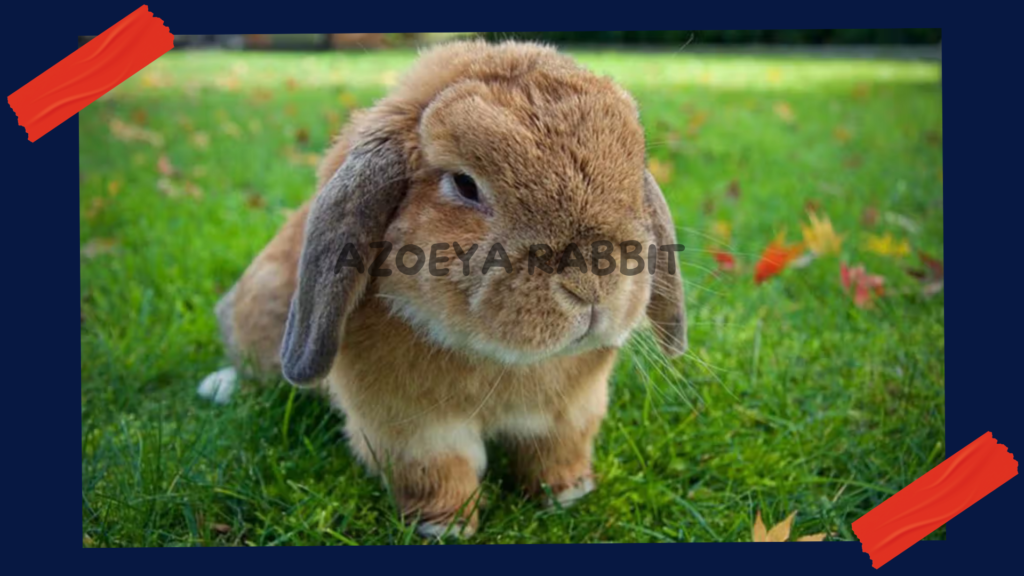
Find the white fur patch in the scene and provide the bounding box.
[550,477,596,508]
[491,409,555,439]
[416,520,474,539]
[403,421,487,478]
[197,367,238,404]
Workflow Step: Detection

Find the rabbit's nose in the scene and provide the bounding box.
[559,277,600,306]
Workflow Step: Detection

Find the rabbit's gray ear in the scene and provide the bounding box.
[643,170,687,358]
[280,139,408,386]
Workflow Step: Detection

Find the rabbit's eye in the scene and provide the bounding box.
[453,173,480,203]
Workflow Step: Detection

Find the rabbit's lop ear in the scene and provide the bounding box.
[643,170,688,358]
[280,139,408,386]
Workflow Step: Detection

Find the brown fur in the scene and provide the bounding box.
[214,39,686,537]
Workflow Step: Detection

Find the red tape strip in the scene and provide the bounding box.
[8,5,173,142]
[853,432,1017,568]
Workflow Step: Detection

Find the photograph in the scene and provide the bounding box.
[79,29,944,546]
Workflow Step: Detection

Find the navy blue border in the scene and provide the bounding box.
[3,2,1019,573]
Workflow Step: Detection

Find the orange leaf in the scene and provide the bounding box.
[754,232,804,284]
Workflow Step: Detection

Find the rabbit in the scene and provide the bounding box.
[199,39,687,538]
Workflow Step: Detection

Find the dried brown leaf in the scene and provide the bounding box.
[81,238,120,259]
[752,510,768,542]
[796,533,827,542]
[131,108,148,125]
[765,511,797,542]
[727,179,741,200]
[109,118,164,147]
[246,193,266,209]
[862,206,879,227]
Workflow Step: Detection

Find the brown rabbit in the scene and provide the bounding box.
[198,39,687,538]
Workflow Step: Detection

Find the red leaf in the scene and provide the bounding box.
[711,249,737,272]
[754,234,804,284]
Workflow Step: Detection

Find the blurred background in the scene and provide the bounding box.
[79,29,941,56]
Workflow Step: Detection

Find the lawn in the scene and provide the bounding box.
[80,47,944,546]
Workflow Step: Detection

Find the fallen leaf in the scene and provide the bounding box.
[865,232,910,258]
[851,83,872,100]
[221,121,242,138]
[107,180,122,197]
[216,75,241,91]
[804,199,821,214]
[754,231,805,284]
[85,197,106,219]
[246,193,266,209]
[140,71,169,88]
[834,126,852,143]
[647,158,673,184]
[157,155,177,177]
[711,220,732,242]
[906,250,944,297]
[841,262,885,308]
[773,102,796,124]
[711,249,736,273]
[752,511,768,542]
[286,77,299,91]
[924,130,942,147]
[702,198,716,215]
[687,110,709,136]
[190,131,210,150]
[766,511,797,542]
[726,179,741,200]
[131,108,148,125]
[861,206,879,227]
[211,523,232,534]
[109,118,164,147]
[284,146,320,168]
[295,127,310,145]
[338,92,358,108]
[752,510,824,542]
[81,238,120,259]
[882,212,921,234]
[801,211,844,256]
[250,88,273,104]
[183,181,203,199]
[157,178,180,197]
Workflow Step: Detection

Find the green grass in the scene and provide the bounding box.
[80,48,944,546]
